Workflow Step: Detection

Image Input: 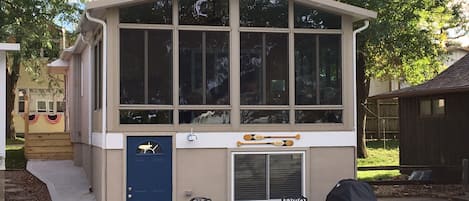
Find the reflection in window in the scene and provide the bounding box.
[295,34,341,105]
[120,110,173,124]
[241,110,289,124]
[179,110,230,124]
[241,33,288,105]
[295,110,342,123]
[179,0,229,26]
[294,3,341,29]
[240,0,288,28]
[234,153,302,200]
[179,31,230,105]
[120,29,173,105]
[120,0,172,24]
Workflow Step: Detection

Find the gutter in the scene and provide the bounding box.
[85,11,108,201]
[353,20,369,134]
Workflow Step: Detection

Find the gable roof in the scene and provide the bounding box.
[372,54,469,99]
[86,0,377,22]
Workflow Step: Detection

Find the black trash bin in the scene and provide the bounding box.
[325,179,377,201]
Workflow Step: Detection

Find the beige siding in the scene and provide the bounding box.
[176,149,228,201]
[310,147,355,201]
[92,147,105,201]
[106,150,124,201]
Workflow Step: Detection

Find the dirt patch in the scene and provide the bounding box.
[374,184,467,199]
[3,170,51,201]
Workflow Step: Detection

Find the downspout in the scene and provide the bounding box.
[80,34,94,192]
[85,11,107,201]
[353,20,370,134]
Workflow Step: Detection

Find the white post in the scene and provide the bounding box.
[0,43,20,171]
[0,50,6,171]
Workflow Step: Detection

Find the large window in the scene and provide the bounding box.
[234,153,304,200]
[120,29,173,105]
[118,1,344,126]
[179,31,230,105]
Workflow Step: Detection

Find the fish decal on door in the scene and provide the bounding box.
[137,141,161,154]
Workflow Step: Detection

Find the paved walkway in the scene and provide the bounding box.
[27,160,96,201]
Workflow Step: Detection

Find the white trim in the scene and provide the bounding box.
[92,132,124,149]
[0,51,6,170]
[0,43,20,51]
[230,151,306,201]
[176,131,356,148]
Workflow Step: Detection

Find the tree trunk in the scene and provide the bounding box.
[6,53,20,139]
[357,52,370,158]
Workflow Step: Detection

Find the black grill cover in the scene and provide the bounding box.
[325,179,377,201]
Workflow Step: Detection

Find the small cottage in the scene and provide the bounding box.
[373,54,469,183]
[53,0,376,200]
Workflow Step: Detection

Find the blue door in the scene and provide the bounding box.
[127,136,172,201]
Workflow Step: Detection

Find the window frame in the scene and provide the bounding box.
[231,151,306,201]
[116,0,346,129]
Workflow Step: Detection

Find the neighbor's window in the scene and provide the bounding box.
[240,0,288,28]
[179,0,229,26]
[234,153,303,200]
[18,89,26,113]
[420,98,445,117]
[56,101,65,113]
[48,101,54,113]
[179,31,230,105]
[120,29,173,105]
[37,101,47,113]
[119,0,172,24]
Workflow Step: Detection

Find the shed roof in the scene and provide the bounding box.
[86,0,377,22]
[372,54,469,99]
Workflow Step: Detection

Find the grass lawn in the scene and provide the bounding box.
[6,137,26,169]
[357,140,400,181]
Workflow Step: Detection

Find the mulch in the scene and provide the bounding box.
[374,184,468,199]
[3,170,51,201]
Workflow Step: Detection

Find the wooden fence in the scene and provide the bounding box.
[365,98,400,139]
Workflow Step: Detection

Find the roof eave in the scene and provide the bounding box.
[86,0,377,21]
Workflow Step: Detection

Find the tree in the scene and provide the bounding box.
[339,0,469,158]
[0,0,81,139]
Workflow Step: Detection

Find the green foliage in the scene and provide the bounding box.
[341,0,469,85]
[0,0,82,64]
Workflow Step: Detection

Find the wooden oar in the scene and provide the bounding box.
[237,140,294,147]
[243,134,301,141]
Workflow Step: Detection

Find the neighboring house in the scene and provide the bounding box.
[372,54,469,183]
[365,46,469,139]
[51,1,376,201]
[13,60,66,134]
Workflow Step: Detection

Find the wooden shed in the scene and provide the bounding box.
[373,54,469,183]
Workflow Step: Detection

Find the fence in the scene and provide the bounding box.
[365,98,400,140]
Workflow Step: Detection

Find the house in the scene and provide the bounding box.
[372,54,469,183]
[365,46,469,140]
[52,1,376,200]
[12,60,66,134]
